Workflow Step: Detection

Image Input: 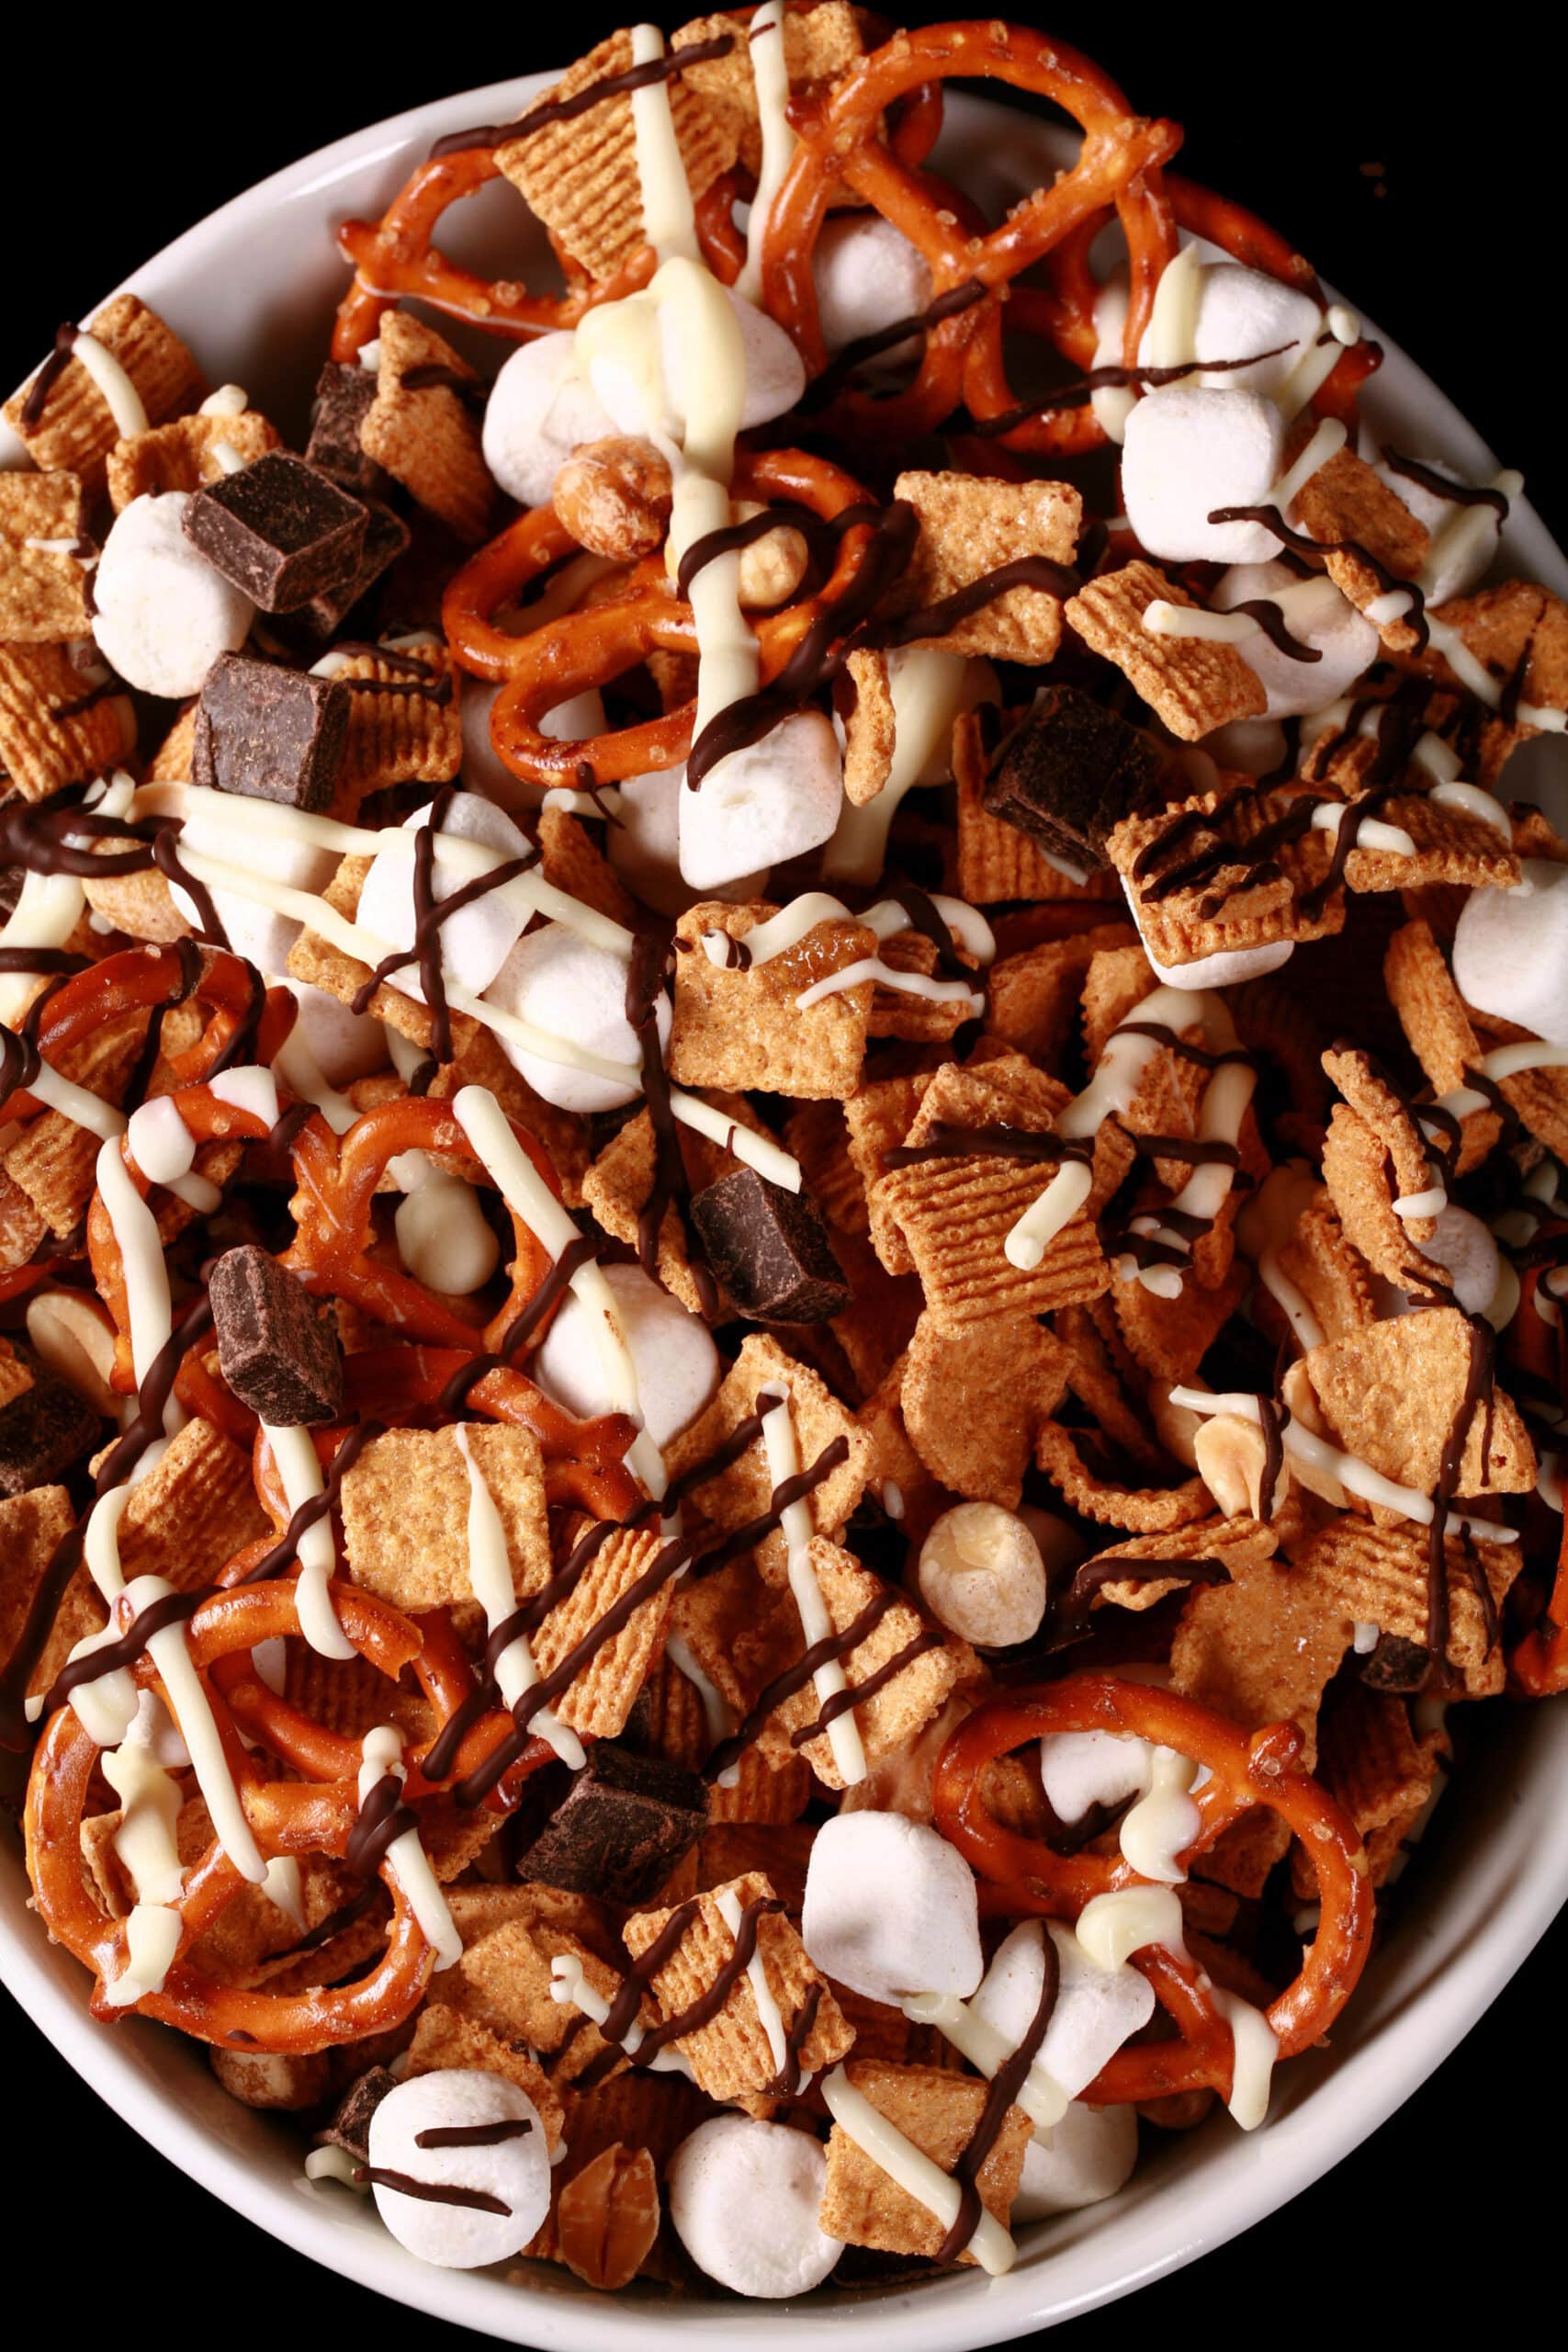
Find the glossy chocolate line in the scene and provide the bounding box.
[937,1927,1060,2265]
[1297,781,1393,921]
[1208,502,1430,653]
[801,278,989,411]
[1258,1394,1285,1527]
[770,1979,823,2098]
[355,2165,510,2216]
[878,555,1079,652]
[625,930,717,1316]
[350,841,540,1023]
[1049,1555,1230,1650]
[341,664,457,703]
[0,947,92,979]
[427,31,736,159]
[576,1895,785,2090]
[20,323,79,428]
[882,1122,1089,1171]
[705,1583,902,1781]
[966,342,1299,439]
[885,883,965,978]
[792,1625,942,1746]
[124,935,205,1112]
[344,1770,420,1878]
[40,1586,205,1713]
[238,1419,382,1588]
[152,825,231,950]
[1123,1133,1243,1169]
[437,1235,604,1418]
[293,1881,382,1954]
[1229,598,1321,663]
[1381,449,1510,516]
[415,2118,532,2148]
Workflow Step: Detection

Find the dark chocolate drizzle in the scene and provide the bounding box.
[428,31,736,159]
[1380,449,1511,517]
[881,1123,1089,1172]
[238,1419,382,1589]
[355,2165,510,2217]
[20,324,80,428]
[966,341,1299,439]
[936,1926,1060,2264]
[415,2118,532,2149]
[624,930,717,1317]
[574,1892,785,2090]
[802,279,989,411]
[1207,502,1430,653]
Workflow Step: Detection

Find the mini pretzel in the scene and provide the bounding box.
[932,1675,1375,2109]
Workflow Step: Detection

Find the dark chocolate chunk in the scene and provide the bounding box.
[305,362,389,499]
[690,1167,850,1323]
[1357,1633,1432,1693]
[209,1244,344,1425]
[183,451,368,613]
[192,652,350,810]
[0,1372,102,1498]
[270,501,411,654]
[313,2066,400,2164]
[511,1741,707,1906]
[983,684,1164,876]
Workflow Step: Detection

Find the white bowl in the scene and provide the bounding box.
[4,70,1567,2352]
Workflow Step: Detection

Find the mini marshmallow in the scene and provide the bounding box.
[92,492,254,699]
[461,680,611,810]
[1136,915,1296,991]
[810,212,934,356]
[1039,1728,1151,1825]
[484,924,668,1112]
[364,2068,549,2268]
[536,1260,719,1445]
[395,1168,502,1296]
[801,1810,982,2006]
[680,710,843,891]
[480,333,619,512]
[970,1919,1156,2105]
[1371,450,1502,603]
[357,792,531,1005]
[1013,2100,1139,2222]
[1121,385,1287,567]
[1174,263,1322,399]
[917,1501,1047,1649]
[286,981,388,1087]
[608,764,767,915]
[1205,717,1290,776]
[1453,860,1568,1049]
[166,781,340,976]
[1414,1203,1503,1318]
[589,285,806,440]
[667,2117,842,2299]
[1211,561,1378,718]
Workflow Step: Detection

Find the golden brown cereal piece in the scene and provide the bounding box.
[985,921,1138,1070]
[118,1417,272,1589]
[890,471,1081,662]
[361,311,494,545]
[1089,1516,1278,1615]
[341,1425,551,1610]
[106,411,279,511]
[4,296,205,492]
[827,1228,924,1401]
[1382,919,1501,1173]
[759,1538,971,1788]
[1065,562,1267,741]
[1468,1004,1568,1163]
[0,1343,31,1414]
[694,1825,817,1916]
[0,1484,77,1702]
[554,435,672,561]
[0,643,132,803]
[1309,1688,1448,1890]
[877,1057,1108,1328]
[496,29,740,283]
[330,643,463,798]
[1295,1515,1520,1698]
[848,1069,933,1274]
[287,855,472,1055]
[670,901,876,1098]
[3,1012,147,1237]
[553,2142,661,2290]
[706,1744,814,1826]
[666,1552,801,1724]
[953,713,1119,903]
[1319,1049,1446,1291]
[664,1334,872,1582]
[838,650,897,805]
[282,1645,430,1747]
[784,1099,868,1239]
[1110,1255,1250,1387]
[1266,1194,1379,1343]
[533,1519,676,1739]
[431,1027,590,1209]
[1330,779,1519,897]
[819,2060,1032,2264]
[537,805,641,928]
[1055,1301,1172,1479]
[1106,785,1343,966]
[1035,1420,1213,1532]
[625,1871,852,2100]
[445,1881,619,1961]
[1414,582,1568,781]
[0,473,93,641]
[678,2,863,172]
[405,2006,567,2152]
[148,702,199,783]
[1291,439,1429,650]
[1298,1306,1534,1498]
[582,1087,764,1313]
[901,1308,1067,1509]
[866,929,980,1045]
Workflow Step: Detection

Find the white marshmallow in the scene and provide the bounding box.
[1039,1728,1151,1825]
[1205,717,1289,776]
[395,1169,501,1296]
[917,1501,1047,1649]
[1371,451,1502,603]
[1453,860,1568,1048]
[167,780,340,974]
[810,213,933,356]
[971,1919,1156,2105]
[1410,1204,1502,1319]
[680,710,843,891]
[1211,561,1378,718]
[589,285,806,439]
[536,1261,719,1445]
[285,981,387,1087]
[92,493,254,699]
[607,764,768,915]
[365,2069,549,2268]
[484,924,667,1112]
[1171,263,1322,399]
[1013,2100,1139,2221]
[1121,385,1287,566]
[801,1811,982,2006]
[667,2117,842,2298]
[480,333,619,512]
[1140,924,1296,991]
[357,793,531,1005]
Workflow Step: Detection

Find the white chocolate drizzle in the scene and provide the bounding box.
[356,1725,460,1969]
[758,1384,865,1784]
[819,2064,1016,2275]
[453,1423,584,1767]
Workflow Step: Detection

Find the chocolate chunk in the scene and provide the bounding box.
[183,451,368,613]
[270,501,411,654]
[192,652,349,810]
[982,684,1164,876]
[0,1373,101,1497]
[314,2065,400,2164]
[209,1244,344,1425]
[1357,1633,1432,1693]
[690,1167,850,1323]
[512,1742,707,1906]
[305,362,389,499]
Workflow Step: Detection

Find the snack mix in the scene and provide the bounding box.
[3,6,1565,2301]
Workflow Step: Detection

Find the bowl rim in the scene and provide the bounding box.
[4,63,1568,2352]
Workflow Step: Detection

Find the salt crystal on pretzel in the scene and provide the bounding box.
[4,295,204,494]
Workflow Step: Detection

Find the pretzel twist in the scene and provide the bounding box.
[932,1676,1375,2109]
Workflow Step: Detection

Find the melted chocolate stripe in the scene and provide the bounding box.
[936,1928,1060,2264]
[428,32,736,159]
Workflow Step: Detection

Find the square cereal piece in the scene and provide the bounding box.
[106,411,280,512]
[985,921,1139,1071]
[4,296,205,492]
[495,30,740,285]
[784,1099,869,1239]
[623,1871,852,2100]
[324,641,463,798]
[1295,1513,1520,1699]
[670,901,876,1098]
[0,644,132,802]
[891,472,1081,662]
[1311,1688,1447,1889]
[1340,785,1518,898]
[1084,1515,1277,1616]
[3,1012,147,1235]
[537,806,640,928]
[677,3,863,173]
[581,1087,766,1312]
[361,311,494,546]
[0,1481,76,1697]
[438,1905,629,2073]
[865,929,983,1045]
[117,1417,271,1589]
[1066,562,1267,741]
[341,1424,550,1610]
[1296,1306,1535,1499]
[1291,438,1430,651]
[902,1308,1068,1509]
[1417,582,1568,782]
[1106,783,1343,965]
[1110,1252,1249,1387]
[405,2005,568,2153]
[1469,1003,1568,1164]
[533,1520,679,1740]
[1034,1419,1211,1532]
[0,473,93,641]
[761,1538,970,1790]
[876,1056,1108,1329]
[1268,1195,1378,1344]
[820,2060,1032,2264]
[287,854,475,1056]
[665,1334,871,1582]
[848,1069,933,1274]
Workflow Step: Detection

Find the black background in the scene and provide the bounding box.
[6,10,1566,2344]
